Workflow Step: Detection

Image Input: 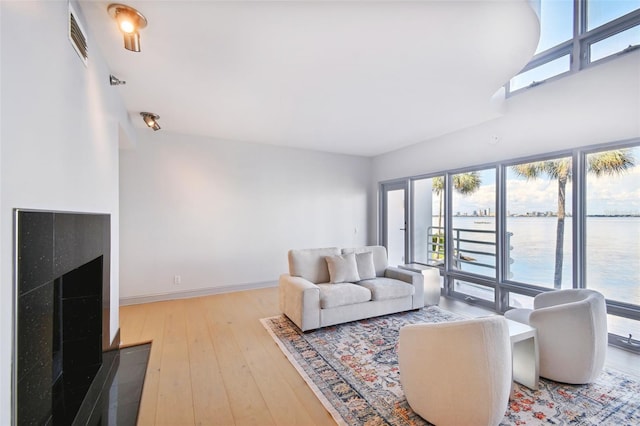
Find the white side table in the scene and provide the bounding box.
[399,263,441,306]
[506,318,539,390]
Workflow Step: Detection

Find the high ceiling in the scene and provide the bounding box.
[79,1,540,156]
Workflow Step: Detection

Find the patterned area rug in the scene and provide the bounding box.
[261,307,640,425]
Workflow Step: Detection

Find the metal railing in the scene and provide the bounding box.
[427,226,513,276]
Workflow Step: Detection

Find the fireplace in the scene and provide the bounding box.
[14,210,118,425]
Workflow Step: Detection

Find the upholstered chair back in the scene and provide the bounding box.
[529,289,607,384]
[398,316,512,426]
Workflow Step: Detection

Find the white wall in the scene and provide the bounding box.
[370,51,640,244]
[119,131,372,300]
[373,51,640,183]
[0,1,132,422]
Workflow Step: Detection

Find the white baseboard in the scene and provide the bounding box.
[119,280,278,306]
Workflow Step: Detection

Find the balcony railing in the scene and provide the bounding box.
[427,226,513,276]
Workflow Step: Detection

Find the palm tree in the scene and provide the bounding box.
[433,172,482,228]
[432,172,482,258]
[512,149,635,288]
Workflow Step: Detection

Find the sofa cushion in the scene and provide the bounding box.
[355,252,376,280]
[317,283,372,309]
[342,246,389,277]
[289,247,340,283]
[325,253,360,283]
[358,278,415,301]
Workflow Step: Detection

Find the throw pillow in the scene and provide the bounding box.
[355,251,376,280]
[325,253,360,283]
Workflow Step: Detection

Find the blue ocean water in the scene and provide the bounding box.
[449,216,640,307]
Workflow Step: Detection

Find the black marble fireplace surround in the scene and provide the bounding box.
[14,210,118,425]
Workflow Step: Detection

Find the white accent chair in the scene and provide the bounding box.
[504,289,607,384]
[398,316,511,426]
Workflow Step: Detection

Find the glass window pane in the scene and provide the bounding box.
[608,315,640,344]
[590,24,640,62]
[508,292,534,310]
[451,169,496,278]
[536,0,574,53]
[453,280,495,302]
[412,176,445,266]
[386,188,406,266]
[585,146,639,306]
[587,0,640,31]
[506,157,574,289]
[510,55,571,92]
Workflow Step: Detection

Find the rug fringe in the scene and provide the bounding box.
[260,316,348,426]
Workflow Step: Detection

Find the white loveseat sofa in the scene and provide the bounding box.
[279,245,424,331]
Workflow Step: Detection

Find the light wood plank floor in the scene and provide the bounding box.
[120,288,337,426]
[120,287,640,426]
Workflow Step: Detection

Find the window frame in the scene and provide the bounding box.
[580,142,640,321]
[409,174,448,268]
[506,1,640,96]
[379,180,409,267]
[380,137,640,353]
[501,152,577,291]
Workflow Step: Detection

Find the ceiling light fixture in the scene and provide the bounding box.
[109,74,126,86]
[107,3,148,52]
[140,112,161,131]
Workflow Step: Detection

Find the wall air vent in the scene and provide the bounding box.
[69,4,88,66]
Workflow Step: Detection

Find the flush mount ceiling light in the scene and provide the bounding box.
[107,3,147,52]
[140,112,161,131]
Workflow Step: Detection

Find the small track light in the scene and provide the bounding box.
[140,112,161,131]
[108,3,148,52]
[109,74,126,86]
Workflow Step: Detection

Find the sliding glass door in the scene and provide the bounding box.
[381,181,408,267]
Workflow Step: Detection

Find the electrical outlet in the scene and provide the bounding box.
[174,275,181,285]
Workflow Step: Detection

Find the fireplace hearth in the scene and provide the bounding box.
[14,210,118,425]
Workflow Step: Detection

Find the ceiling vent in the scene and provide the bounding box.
[69,4,88,66]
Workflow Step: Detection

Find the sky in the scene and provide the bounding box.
[465,0,640,213]
[511,1,640,91]
[443,147,640,216]
[537,0,639,52]
[424,2,640,216]
[449,168,639,217]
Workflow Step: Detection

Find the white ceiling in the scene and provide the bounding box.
[79,0,540,156]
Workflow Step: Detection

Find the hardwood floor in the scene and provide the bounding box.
[119,288,336,426]
[120,287,640,425]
